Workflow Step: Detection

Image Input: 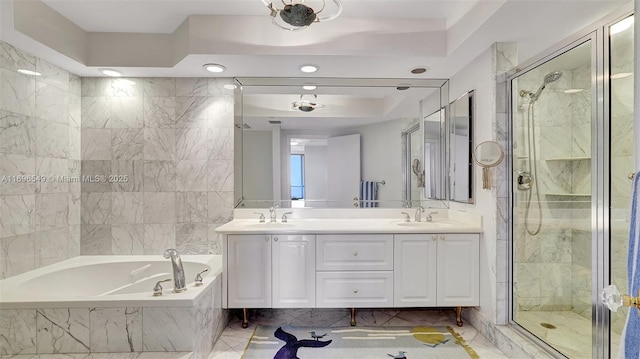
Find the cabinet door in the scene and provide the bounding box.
[436,233,479,306]
[272,234,316,308]
[227,234,272,308]
[394,234,438,307]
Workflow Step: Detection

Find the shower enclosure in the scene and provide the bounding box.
[509,11,634,358]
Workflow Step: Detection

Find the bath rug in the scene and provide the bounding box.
[242,325,479,359]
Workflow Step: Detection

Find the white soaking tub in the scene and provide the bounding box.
[0,255,227,358]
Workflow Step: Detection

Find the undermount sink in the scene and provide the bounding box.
[244,222,295,228]
[395,221,455,228]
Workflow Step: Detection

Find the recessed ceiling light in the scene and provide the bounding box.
[224,84,237,90]
[17,69,41,76]
[203,63,226,73]
[563,89,584,93]
[99,68,122,77]
[411,67,429,74]
[611,72,632,79]
[611,16,634,35]
[303,85,317,90]
[300,65,318,73]
[291,141,300,145]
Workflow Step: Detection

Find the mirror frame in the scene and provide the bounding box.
[449,90,474,204]
[233,77,450,208]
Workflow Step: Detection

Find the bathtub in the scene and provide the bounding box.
[0,255,228,358]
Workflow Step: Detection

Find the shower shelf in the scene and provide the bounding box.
[545,193,591,197]
[545,157,591,161]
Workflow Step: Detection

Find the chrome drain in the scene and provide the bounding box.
[540,322,557,329]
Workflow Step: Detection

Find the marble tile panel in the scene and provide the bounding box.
[177,128,207,160]
[68,127,81,161]
[111,161,143,192]
[81,129,112,160]
[69,74,81,97]
[176,192,207,224]
[0,234,36,279]
[142,307,193,351]
[208,79,235,97]
[80,192,112,224]
[0,69,36,117]
[144,129,175,161]
[207,192,233,223]
[110,78,142,97]
[0,154,36,195]
[111,224,144,255]
[176,160,207,192]
[0,110,35,156]
[207,160,233,192]
[0,309,37,355]
[207,224,223,255]
[111,192,143,224]
[143,161,175,192]
[89,308,142,352]
[35,193,69,231]
[36,309,90,354]
[68,94,81,129]
[0,194,35,238]
[80,224,112,255]
[143,224,175,255]
[207,128,233,160]
[176,223,208,254]
[36,121,68,159]
[208,97,233,129]
[176,78,208,97]
[68,160,82,194]
[143,192,176,224]
[68,225,81,258]
[143,78,175,97]
[571,123,591,158]
[80,160,111,193]
[81,78,113,97]
[111,97,143,129]
[112,129,143,160]
[176,97,210,128]
[0,42,36,73]
[81,97,111,129]
[36,157,69,194]
[35,81,68,124]
[35,59,69,91]
[35,227,69,268]
[143,97,175,128]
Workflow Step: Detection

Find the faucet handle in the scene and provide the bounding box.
[194,268,209,287]
[153,278,172,296]
[254,212,266,223]
[281,212,293,223]
[400,212,410,222]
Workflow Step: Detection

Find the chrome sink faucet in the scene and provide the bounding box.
[426,211,438,222]
[269,205,279,222]
[415,206,425,222]
[163,249,186,293]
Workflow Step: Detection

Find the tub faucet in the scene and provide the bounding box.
[163,249,187,293]
[415,206,425,222]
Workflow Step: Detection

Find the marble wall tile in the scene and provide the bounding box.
[207,224,223,255]
[111,224,144,255]
[208,79,234,97]
[68,225,81,258]
[0,309,37,355]
[207,160,233,192]
[143,193,175,224]
[176,78,208,97]
[0,69,36,117]
[0,154,36,195]
[111,192,144,224]
[35,82,68,124]
[0,194,35,238]
[176,192,207,224]
[36,157,69,194]
[143,224,175,254]
[207,192,233,223]
[176,223,208,254]
[111,161,143,192]
[68,160,82,194]
[36,309,90,354]
[80,224,112,255]
[111,97,143,129]
[175,97,210,128]
[69,74,81,97]
[143,129,175,161]
[0,42,36,73]
[207,128,233,160]
[81,97,111,129]
[176,161,207,192]
[207,96,234,129]
[110,78,142,98]
[89,308,142,352]
[0,110,35,156]
[176,128,207,160]
[112,129,143,160]
[81,193,112,224]
[68,127,82,161]
[143,161,175,192]
[143,78,175,97]
[81,160,111,192]
[36,121,68,159]
[143,97,175,128]
[0,234,36,279]
[81,78,112,98]
[81,129,112,160]
[142,307,193,351]
[68,94,81,128]
[35,227,69,267]
[35,193,69,231]
[35,59,69,92]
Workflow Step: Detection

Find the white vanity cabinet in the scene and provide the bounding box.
[394,233,479,308]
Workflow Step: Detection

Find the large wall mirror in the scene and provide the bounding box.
[449,90,474,203]
[234,78,449,208]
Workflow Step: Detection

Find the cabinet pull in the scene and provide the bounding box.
[274,237,279,242]
[432,236,437,241]
[265,236,269,242]
[441,236,446,241]
[353,251,358,256]
[353,289,359,294]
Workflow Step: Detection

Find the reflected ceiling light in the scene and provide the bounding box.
[291,141,301,145]
[224,84,237,90]
[563,89,584,93]
[303,85,317,90]
[99,68,121,77]
[300,64,319,73]
[292,94,325,112]
[611,72,632,79]
[115,79,136,86]
[611,16,634,35]
[203,63,226,73]
[411,67,429,74]
[260,0,342,31]
[17,69,41,76]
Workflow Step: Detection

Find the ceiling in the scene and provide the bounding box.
[0,0,631,79]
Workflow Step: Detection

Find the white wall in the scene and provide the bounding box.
[243,131,273,201]
[304,145,328,204]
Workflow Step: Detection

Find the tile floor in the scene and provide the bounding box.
[208,308,509,358]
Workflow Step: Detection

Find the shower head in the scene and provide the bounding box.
[544,71,563,84]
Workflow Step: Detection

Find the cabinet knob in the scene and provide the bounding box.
[353,289,359,294]
[274,237,279,242]
[353,251,358,256]
[432,236,437,241]
[441,236,446,241]
[265,237,269,242]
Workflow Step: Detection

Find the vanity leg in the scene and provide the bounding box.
[350,308,357,326]
[456,306,463,327]
[242,308,249,329]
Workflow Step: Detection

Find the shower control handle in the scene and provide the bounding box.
[517,171,532,190]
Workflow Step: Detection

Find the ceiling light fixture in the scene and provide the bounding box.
[611,16,634,35]
[300,65,319,73]
[611,72,632,79]
[17,69,41,76]
[99,68,122,77]
[292,94,324,112]
[203,63,226,73]
[411,67,429,74]
[396,86,410,91]
[260,0,342,31]
[303,85,317,90]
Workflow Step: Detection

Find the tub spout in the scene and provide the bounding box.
[163,249,187,293]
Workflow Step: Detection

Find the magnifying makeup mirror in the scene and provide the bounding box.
[473,141,504,189]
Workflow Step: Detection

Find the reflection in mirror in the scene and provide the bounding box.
[235,78,449,208]
[401,124,421,206]
[450,90,474,203]
[423,109,445,200]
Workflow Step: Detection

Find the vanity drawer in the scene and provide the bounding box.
[316,271,393,308]
[316,234,393,271]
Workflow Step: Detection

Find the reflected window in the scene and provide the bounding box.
[290,154,305,200]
